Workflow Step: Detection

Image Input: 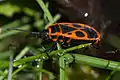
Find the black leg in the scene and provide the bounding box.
[89,43,100,49]
[47,42,57,53]
[40,42,57,56]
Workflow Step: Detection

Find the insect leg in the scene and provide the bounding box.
[46,42,57,53]
[59,36,71,48]
[91,43,100,49]
[40,42,57,56]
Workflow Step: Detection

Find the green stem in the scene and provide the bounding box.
[12,65,27,76]
[7,55,13,80]
[1,43,89,69]
[2,43,120,72]
[59,56,65,80]
[39,61,43,80]
[13,53,48,67]
[63,54,120,71]
[45,14,61,29]
[50,43,91,56]
[36,0,54,22]
[15,46,30,60]
[57,43,65,80]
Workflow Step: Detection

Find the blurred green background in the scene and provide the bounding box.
[0,0,120,80]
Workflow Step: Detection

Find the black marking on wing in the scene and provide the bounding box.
[81,26,97,38]
[60,24,76,33]
[49,25,60,33]
[51,35,57,39]
[75,31,85,37]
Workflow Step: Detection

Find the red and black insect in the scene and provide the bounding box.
[10,23,101,51]
[39,23,100,46]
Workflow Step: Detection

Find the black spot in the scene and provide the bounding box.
[72,23,82,28]
[60,24,76,33]
[49,25,60,33]
[51,35,57,39]
[64,37,71,42]
[58,36,63,40]
[82,27,97,38]
[75,31,84,37]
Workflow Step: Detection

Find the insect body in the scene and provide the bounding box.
[10,22,100,49]
[40,23,100,46]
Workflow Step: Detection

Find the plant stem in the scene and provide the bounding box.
[50,43,91,56]
[63,54,120,71]
[36,0,54,22]
[7,55,13,80]
[57,43,66,80]
[13,53,48,67]
[45,14,61,29]
[15,46,30,60]
[12,65,27,76]
[59,56,65,80]
[39,61,43,80]
[2,43,120,72]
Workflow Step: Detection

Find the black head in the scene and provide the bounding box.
[24,30,51,41]
[39,30,50,41]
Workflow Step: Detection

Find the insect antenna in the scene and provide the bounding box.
[7,28,41,37]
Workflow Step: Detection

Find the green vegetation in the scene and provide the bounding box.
[0,0,120,80]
